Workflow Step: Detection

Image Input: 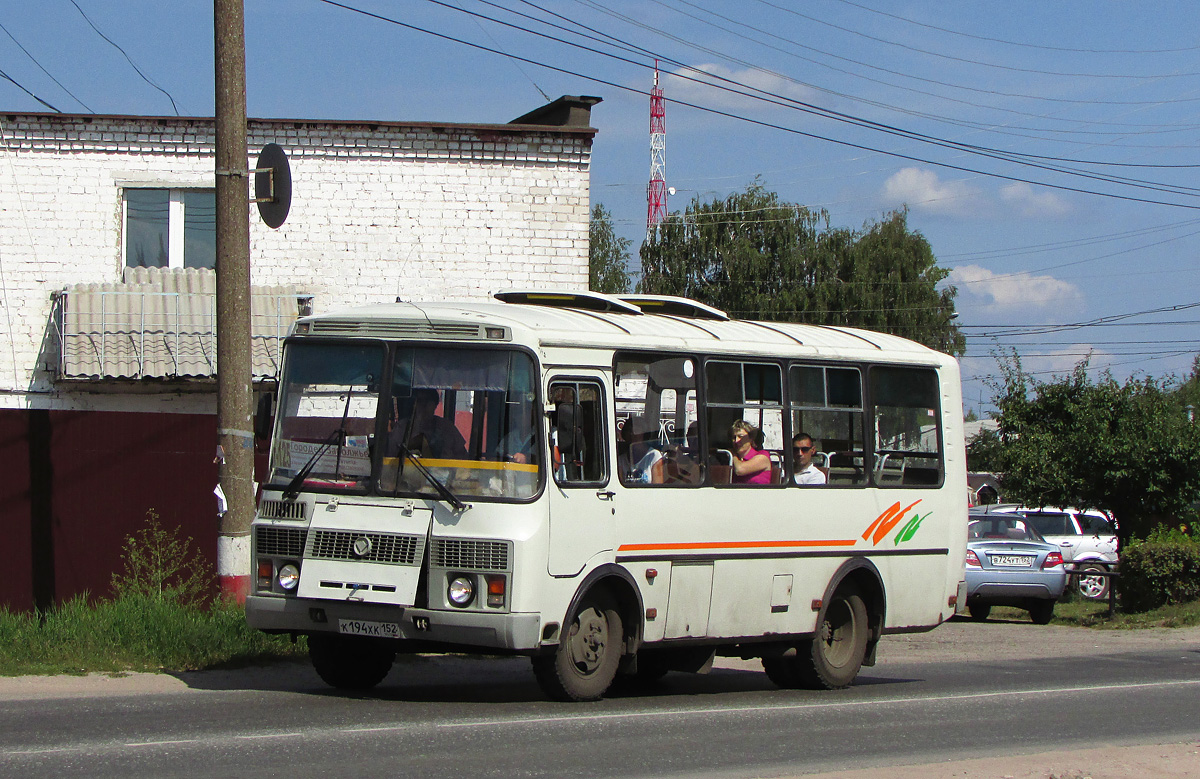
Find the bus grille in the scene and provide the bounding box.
[307,530,422,565]
[257,499,306,521]
[431,539,510,571]
[255,526,308,557]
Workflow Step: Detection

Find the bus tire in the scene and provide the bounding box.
[532,593,623,702]
[763,589,869,690]
[798,588,870,689]
[308,634,395,691]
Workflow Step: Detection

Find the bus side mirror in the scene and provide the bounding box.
[254,392,275,440]
[555,403,580,455]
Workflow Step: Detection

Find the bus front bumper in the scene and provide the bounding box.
[246,595,543,651]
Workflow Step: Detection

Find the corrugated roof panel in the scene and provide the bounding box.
[58,268,308,380]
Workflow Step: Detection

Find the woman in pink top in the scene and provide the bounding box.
[730,420,771,484]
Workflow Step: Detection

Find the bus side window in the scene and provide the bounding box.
[550,381,607,486]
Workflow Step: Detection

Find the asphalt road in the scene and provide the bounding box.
[0,621,1197,779]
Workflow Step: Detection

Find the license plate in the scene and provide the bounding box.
[338,619,401,638]
[990,555,1034,568]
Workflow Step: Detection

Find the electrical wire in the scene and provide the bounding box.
[371,0,1200,206]
[68,0,179,116]
[0,20,92,111]
[0,68,60,112]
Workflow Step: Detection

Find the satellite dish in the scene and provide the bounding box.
[254,143,291,229]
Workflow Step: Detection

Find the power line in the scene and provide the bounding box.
[0,20,92,111]
[68,0,179,116]
[0,68,60,112]
[830,0,1200,55]
[392,0,1200,206]
[749,0,1200,79]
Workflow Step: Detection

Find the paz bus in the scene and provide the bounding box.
[246,290,968,701]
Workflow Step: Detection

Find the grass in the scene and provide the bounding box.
[0,595,307,677]
[991,597,1200,629]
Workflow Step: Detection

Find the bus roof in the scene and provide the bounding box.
[295,291,953,366]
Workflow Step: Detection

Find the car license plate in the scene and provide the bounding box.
[338,619,400,638]
[990,555,1034,567]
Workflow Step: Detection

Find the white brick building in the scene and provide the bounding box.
[0,97,599,610]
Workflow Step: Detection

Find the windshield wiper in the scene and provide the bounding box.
[281,427,344,500]
[281,388,356,501]
[392,440,468,512]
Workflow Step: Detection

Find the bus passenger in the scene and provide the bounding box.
[730,420,771,485]
[792,432,827,486]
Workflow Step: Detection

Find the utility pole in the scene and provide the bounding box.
[214,0,254,601]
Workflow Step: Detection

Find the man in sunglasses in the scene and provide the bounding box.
[792,432,827,486]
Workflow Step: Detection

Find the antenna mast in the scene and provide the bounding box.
[647,61,667,238]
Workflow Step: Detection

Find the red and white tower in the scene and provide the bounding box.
[647,61,667,237]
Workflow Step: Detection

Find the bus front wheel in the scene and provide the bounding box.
[532,593,624,702]
[308,633,396,691]
[763,589,869,690]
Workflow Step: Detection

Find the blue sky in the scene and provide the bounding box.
[3,0,1200,415]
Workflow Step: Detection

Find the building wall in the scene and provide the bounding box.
[0,113,593,404]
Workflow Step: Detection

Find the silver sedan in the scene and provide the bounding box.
[965,516,1067,624]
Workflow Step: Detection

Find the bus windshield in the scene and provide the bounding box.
[270,342,385,494]
[269,342,541,501]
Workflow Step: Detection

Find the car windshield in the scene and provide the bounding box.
[968,518,1044,543]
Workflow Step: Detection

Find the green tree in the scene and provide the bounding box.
[966,427,1004,473]
[638,182,964,355]
[589,203,631,294]
[993,353,1200,549]
[1175,355,1200,419]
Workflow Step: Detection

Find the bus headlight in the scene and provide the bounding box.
[277,563,300,591]
[448,575,475,607]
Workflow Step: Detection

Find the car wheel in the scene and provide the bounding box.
[967,603,991,622]
[1075,563,1109,600]
[1028,600,1055,625]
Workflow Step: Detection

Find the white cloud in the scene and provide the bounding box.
[999,182,1071,218]
[947,264,1083,315]
[664,63,821,112]
[880,168,983,216]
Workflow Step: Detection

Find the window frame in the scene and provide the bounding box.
[122,187,216,271]
[548,377,610,489]
[786,361,868,488]
[703,358,787,488]
[866,364,945,489]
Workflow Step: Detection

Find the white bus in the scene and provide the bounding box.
[247,291,967,701]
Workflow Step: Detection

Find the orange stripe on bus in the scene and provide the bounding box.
[618,539,858,552]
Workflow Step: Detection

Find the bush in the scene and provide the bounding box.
[1118,529,1200,612]
[0,511,306,676]
[111,509,213,607]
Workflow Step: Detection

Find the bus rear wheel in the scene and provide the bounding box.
[532,593,623,702]
[763,589,870,690]
[308,634,396,691]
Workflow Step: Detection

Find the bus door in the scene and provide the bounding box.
[545,375,613,576]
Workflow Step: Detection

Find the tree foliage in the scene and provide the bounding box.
[589,203,631,294]
[638,182,964,355]
[993,353,1200,548]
